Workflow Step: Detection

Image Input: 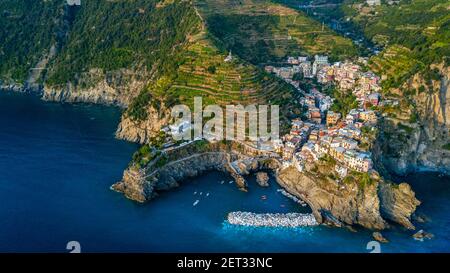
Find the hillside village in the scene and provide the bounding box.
[163,53,391,179]
[266,54,388,177]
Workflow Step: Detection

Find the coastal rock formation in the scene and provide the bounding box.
[113,152,232,202]
[377,64,450,175]
[277,164,420,230]
[113,141,281,202]
[373,232,389,243]
[277,166,386,230]
[112,168,156,203]
[379,182,421,230]
[412,229,434,241]
[116,106,171,144]
[255,172,270,187]
[42,69,149,107]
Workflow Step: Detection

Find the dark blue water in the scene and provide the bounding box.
[0,91,449,253]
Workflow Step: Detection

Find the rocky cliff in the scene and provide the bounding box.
[112,152,232,202]
[276,162,420,230]
[377,64,450,175]
[112,141,281,202]
[115,105,171,144]
[42,68,150,107]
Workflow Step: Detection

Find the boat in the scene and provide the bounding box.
[261,195,267,200]
[229,181,234,184]
[193,200,200,206]
[206,193,210,197]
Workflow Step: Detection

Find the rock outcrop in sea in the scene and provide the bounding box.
[276,161,420,230]
[372,232,389,243]
[255,172,270,187]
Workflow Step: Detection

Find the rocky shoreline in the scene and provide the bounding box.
[276,164,420,230]
[112,140,422,231]
[112,141,283,202]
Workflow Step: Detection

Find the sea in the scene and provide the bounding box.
[0,91,449,253]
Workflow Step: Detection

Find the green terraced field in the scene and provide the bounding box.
[196,0,358,64]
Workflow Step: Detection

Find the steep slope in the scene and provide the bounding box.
[43,0,203,106]
[347,0,450,174]
[277,162,420,230]
[0,0,66,85]
[1,0,305,141]
[278,0,450,174]
[197,0,358,64]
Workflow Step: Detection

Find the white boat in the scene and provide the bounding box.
[193,200,200,206]
[206,193,210,197]
[194,191,197,195]
[220,181,225,184]
[229,181,234,184]
[200,192,203,195]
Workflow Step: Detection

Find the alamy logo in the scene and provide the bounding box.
[170,97,280,142]
[366,241,381,253]
[66,241,81,253]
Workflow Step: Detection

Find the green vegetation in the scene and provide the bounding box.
[319,154,337,166]
[0,0,65,83]
[397,123,414,134]
[132,131,168,168]
[345,0,449,91]
[442,143,450,151]
[343,171,375,189]
[329,87,358,116]
[409,111,419,123]
[197,0,358,65]
[46,0,202,86]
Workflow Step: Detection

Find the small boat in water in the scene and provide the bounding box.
[193,200,200,206]
[206,193,210,197]
[200,192,203,196]
[220,181,225,184]
[261,195,267,200]
[229,181,234,184]
[194,191,197,195]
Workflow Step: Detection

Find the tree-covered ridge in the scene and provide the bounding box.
[0,0,302,125]
[196,0,358,65]
[46,0,202,86]
[0,0,65,83]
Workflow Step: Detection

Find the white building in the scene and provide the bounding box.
[366,0,381,6]
[169,120,191,139]
[224,51,233,62]
[335,165,348,178]
[67,0,81,6]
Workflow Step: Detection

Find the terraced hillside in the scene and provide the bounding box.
[196,0,358,64]
[125,18,300,129]
[164,35,297,106]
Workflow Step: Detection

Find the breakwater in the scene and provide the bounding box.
[227,211,318,227]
